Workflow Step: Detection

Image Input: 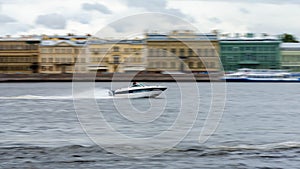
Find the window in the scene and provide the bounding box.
[101,48,109,53]
[149,62,154,67]
[180,48,185,56]
[250,55,257,61]
[197,49,201,56]
[171,48,176,56]
[188,48,193,56]
[81,67,86,71]
[210,49,215,57]
[155,49,160,57]
[226,56,234,61]
[149,49,154,57]
[171,62,176,68]
[41,49,47,53]
[102,57,108,62]
[11,57,17,62]
[198,62,203,68]
[245,54,251,60]
[156,62,161,68]
[189,62,194,68]
[204,49,209,57]
[162,48,167,57]
[113,46,119,52]
[66,66,72,71]
[211,62,216,68]
[113,56,119,64]
[67,49,72,53]
[158,49,163,57]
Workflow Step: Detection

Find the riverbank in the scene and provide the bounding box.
[0,73,222,82]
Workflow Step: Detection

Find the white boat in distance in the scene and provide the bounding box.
[222,68,300,82]
[111,82,167,98]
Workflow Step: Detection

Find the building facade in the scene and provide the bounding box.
[281,43,300,71]
[39,39,87,74]
[88,39,145,73]
[220,33,281,71]
[146,30,221,73]
[0,37,40,74]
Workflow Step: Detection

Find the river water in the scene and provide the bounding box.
[0,82,300,168]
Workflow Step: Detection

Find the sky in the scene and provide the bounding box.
[0,0,299,39]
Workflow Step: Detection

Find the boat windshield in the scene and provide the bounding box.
[132,82,145,87]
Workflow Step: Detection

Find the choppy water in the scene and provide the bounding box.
[1,82,300,168]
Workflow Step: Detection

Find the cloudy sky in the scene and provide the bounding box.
[0,0,299,39]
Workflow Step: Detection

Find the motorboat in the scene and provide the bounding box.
[222,68,300,82]
[111,82,167,98]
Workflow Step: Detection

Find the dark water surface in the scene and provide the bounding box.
[0,82,300,168]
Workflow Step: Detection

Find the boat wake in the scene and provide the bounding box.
[0,89,114,100]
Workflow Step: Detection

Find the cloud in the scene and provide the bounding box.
[82,3,112,14]
[35,13,66,29]
[208,17,222,24]
[0,14,16,23]
[127,0,167,11]
[0,22,31,35]
[196,0,300,4]
[239,8,249,14]
[70,13,91,24]
[126,0,193,21]
[94,13,198,39]
[0,0,299,39]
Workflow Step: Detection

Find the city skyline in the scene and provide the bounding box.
[0,0,299,39]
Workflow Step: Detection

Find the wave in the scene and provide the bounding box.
[209,141,300,151]
[2,141,300,155]
[1,143,299,168]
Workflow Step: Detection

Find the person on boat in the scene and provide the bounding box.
[132,82,143,87]
[132,82,139,87]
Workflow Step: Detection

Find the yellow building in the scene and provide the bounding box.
[0,37,40,74]
[146,30,221,73]
[39,36,88,74]
[88,39,145,73]
[281,43,300,71]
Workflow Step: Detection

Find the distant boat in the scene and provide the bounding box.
[222,68,300,82]
[110,82,167,98]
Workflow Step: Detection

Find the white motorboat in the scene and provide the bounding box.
[111,82,167,98]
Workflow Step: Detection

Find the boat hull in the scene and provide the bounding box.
[223,77,300,82]
[113,86,167,98]
[222,68,300,82]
